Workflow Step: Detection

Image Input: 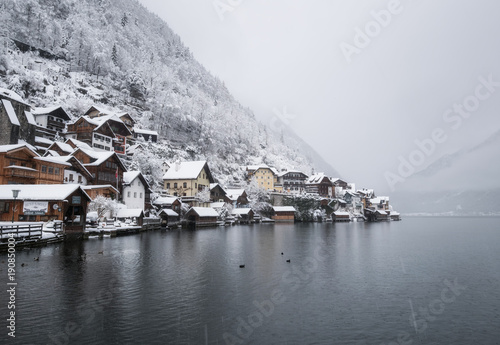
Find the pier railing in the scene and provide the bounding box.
[0,221,64,240]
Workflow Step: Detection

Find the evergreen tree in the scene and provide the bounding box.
[111,44,118,66]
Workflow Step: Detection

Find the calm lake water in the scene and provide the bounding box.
[1,217,499,345]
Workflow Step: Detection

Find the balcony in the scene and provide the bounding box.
[5,166,38,179]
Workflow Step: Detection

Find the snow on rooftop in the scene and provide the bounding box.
[53,142,75,153]
[334,211,350,216]
[81,185,119,192]
[134,128,158,135]
[0,88,27,105]
[34,156,72,166]
[66,138,92,150]
[80,149,115,166]
[225,189,245,199]
[35,136,54,145]
[0,184,89,201]
[2,99,20,126]
[232,208,253,215]
[123,171,141,184]
[163,161,207,180]
[273,206,296,212]
[210,202,225,209]
[116,209,144,218]
[153,196,180,205]
[159,208,179,217]
[24,110,37,125]
[188,207,219,217]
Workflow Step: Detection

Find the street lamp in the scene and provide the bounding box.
[11,189,20,223]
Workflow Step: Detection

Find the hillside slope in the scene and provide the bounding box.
[0,0,339,189]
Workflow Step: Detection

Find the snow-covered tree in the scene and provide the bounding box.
[88,195,122,220]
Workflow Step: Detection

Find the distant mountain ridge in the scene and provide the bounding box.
[0,0,339,188]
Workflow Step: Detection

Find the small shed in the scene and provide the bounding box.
[231,208,255,224]
[272,206,296,222]
[332,211,351,222]
[159,208,180,227]
[116,208,144,226]
[185,207,219,228]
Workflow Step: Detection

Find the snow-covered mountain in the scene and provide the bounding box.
[0,0,339,188]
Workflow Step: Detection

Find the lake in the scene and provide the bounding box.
[1,217,499,344]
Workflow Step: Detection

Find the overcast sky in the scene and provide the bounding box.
[138,0,500,194]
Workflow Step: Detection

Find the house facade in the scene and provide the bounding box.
[246,165,279,191]
[122,171,151,211]
[277,170,308,194]
[305,173,333,197]
[163,161,214,197]
[0,88,36,146]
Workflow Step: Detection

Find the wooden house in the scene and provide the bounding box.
[153,196,182,214]
[81,185,119,200]
[272,206,296,222]
[277,170,308,194]
[224,189,249,208]
[0,88,35,146]
[210,183,227,202]
[116,208,144,226]
[305,173,333,197]
[0,144,67,185]
[133,128,158,143]
[158,208,180,227]
[332,211,351,222]
[0,184,90,235]
[185,207,219,228]
[32,106,71,140]
[163,161,215,197]
[232,208,254,224]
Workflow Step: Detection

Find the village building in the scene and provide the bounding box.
[272,206,296,222]
[158,208,180,227]
[246,165,279,191]
[81,185,119,200]
[210,183,227,202]
[161,161,170,175]
[116,208,144,226]
[224,189,249,208]
[163,160,215,198]
[153,196,182,213]
[305,173,333,197]
[32,106,71,140]
[0,144,69,185]
[185,207,219,227]
[122,171,151,211]
[232,208,254,224]
[0,88,36,146]
[0,184,90,235]
[133,128,158,143]
[277,170,308,194]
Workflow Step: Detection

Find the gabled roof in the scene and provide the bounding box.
[0,88,28,105]
[224,189,246,201]
[163,161,214,182]
[46,141,75,155]
[116,208,144,218]
[0,143,40,156]
[186,207,219,218]
[123,171,151,191]
[33,156,72,166]
[153,196,181,206]
[65,138,92,150]
[32,106,71,121]
[133,128,158,136]
[273,206,296,212]
[232,208,254,216]
[1,99,20,126]
[40,155,93,180]
[0,184,90,201]
[159,208,179,217]
[306,173,331,184]
[277,170,308,178]
[81,185,119,194]
[246,164,279,175]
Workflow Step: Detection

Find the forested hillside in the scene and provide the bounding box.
[0,0,338,189]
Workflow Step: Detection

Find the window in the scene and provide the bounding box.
[55,168,60,175]
[0,201,10,213]
[183,193,186,196]
[134,192,137,198]
[78,176,82,183]
[183,182,187,188]
[41,165,47,173]
[69,174,74,181]
[140,193,142,198]
[195,183,197,188]
[127,191,131,197]
[166,183,170,189]
[174,183,178,188]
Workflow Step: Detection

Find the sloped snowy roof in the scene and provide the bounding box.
[81,185,119,193]
[116,209,144,218]
[306,173,329,184]
[163,161,208,180]
[273,206,296,212]
[232,208,253,215]
[246,164,278,175]
[0,184,90,201]
[34,156,72,166]
[134,128,158,135]
[50,142,75,154]
[210,202,225,209]
[159,208,179,217]
[154,196,180,206]
[225,189,245,200]
[24,111,37,125]
[80,149,116,167]
[334,211,350,216]
[35,136,54,145]
[277,169,307,177]
[2,99,20,126]
[187,207,219,217]
[376,210,388,215]
[32,106,71,120]
[0,143,40,156]
[123,171,141,184]
[0,88,28,105]
[65,138,92,150]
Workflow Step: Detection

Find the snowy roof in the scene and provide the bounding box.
[153,196,180,205]
[34,156,72,166]
[65,138,92,150]
[273,206,296,212]
[225,189,245,200]
[79,149,117,167]
[32,106,71,120]
[24,111,37,125]
[187,207,219,217]
[116,209,144,218]
[6,165,37,172]
[50,141,75,154]
[370,197,389,204]
[159,208,179,217]
[210,202,225,209]
[277,169,306,177]
[163,161,209,180]
[45,150,60,157]
[306,173,331,184]
[334,211,350,216]
[81,185,119,193]
[247,164,279,175]
[232,208,253,215]
[0,143,37,154]
[123,171,141,184]
[0,184,90,201]
[0,88,28,105]
[35,136,54,145]
[376,210,388,215]
[2,99,20,126]
[134,128,158,135]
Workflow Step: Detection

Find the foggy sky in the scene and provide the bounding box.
[138,0,500,194]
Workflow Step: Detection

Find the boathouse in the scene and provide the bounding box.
[185,207,219,228]
[231,208,254,224]
[272,206,296,222]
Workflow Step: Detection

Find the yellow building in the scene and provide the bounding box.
[163,161,214,197]
[246,165,279,191]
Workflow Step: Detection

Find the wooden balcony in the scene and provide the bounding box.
[5,166,38,179]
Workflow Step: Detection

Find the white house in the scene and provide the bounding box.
[122,171,151,210]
